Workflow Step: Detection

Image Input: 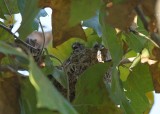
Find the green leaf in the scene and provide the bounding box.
[99,5,134,114]
[137,17,148,36]
[0,27,14,42]
[69,0,101,26]
[17,0,40,39]
[29,56,78,114]
[0,0,19,19]
[119,66,130,81]
[122,33,145,52]
[73,63,122,114]
[20,78,53,114]
[123,63,154,114]
[99,7,123,66]
[52,68,67,89]
[48,31,101,66]
[130,54,141,69]
[0,41,27,59]
[0,7,6,19]
[110,68,135,114]
[47,38,85,65]
[42,54,67,88]
[84,28,102,48]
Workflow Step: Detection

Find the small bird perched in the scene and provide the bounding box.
[26,31,52,49]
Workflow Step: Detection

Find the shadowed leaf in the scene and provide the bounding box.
[0,74,20,114]
[100,5,134,114]
[69,0,101,26]
[73,63,122,114]
[0,0,19,19]
[17,0,40,39]
[105,1,136,31]
[29,56,78,114]
[20,78,54,114]
[0,41,27,59]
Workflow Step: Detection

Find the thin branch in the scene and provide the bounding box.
[120,57,136,65]
[135,5,148,31]
[0,23,37,50]
[38,19,45,57]
[135,5,160,47]
[49,55,63,65]
[129,28,159,48]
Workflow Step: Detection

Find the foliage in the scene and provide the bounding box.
[0,0,159,114]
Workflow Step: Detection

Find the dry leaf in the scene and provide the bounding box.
[105,1,137,31]
[141,0,157,33]
[0,72,20,114]
[39,0,86,47]
[141,57,157,65]
[149,47,160,93]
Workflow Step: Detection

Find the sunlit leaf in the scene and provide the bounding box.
[144,91,154,114]
[119,66,130,81]
[29,56,78,114]
[130,54,141,69]
[20,78,53,114]
[47,29,101,65]
[84,28,101,48]
[47,38,85,65]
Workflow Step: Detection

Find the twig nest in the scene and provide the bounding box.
[63,42,111,101]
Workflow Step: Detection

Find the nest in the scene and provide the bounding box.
[59,42,112,101]
[16,38,112,101]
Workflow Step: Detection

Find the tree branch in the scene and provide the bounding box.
[135,5,160,47]
[0,23,37,50]
[135,5,148,31]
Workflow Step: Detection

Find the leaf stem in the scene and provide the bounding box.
[38,19,45,61]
